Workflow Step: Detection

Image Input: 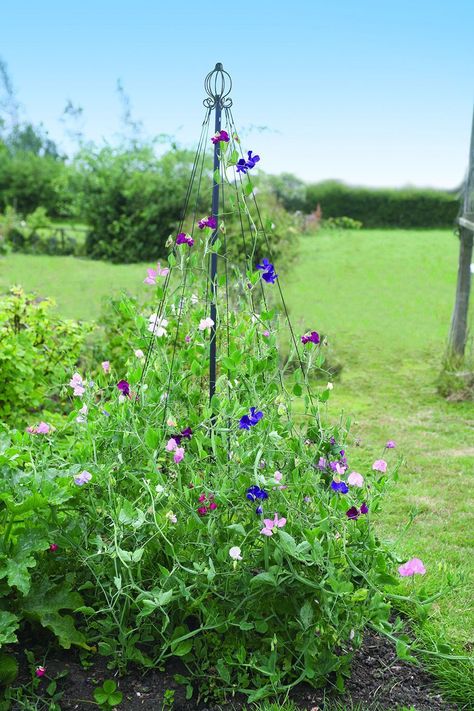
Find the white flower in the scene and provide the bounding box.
[148,314,168,337]
[326,382,334,390]
[166,510,177,523]
[134,349,145,359]
[155,484,166,495]
[198,317,214,331]
[76,404,88,424]
[229,546,242,561]
[190,293,199,305]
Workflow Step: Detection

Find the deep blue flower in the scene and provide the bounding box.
[239,407,264,430]
[256,505,263,515]
[256,258,278,284]
[246,485,268,501]
[331,480,349,494]
[236,150,260,174]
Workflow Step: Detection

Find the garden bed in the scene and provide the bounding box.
[10,630,455,710]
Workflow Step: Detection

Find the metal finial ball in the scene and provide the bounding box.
[203,63,233,108]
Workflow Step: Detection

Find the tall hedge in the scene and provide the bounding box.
[304,180,459,228]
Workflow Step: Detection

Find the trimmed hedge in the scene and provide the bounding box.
[304,181,459,228]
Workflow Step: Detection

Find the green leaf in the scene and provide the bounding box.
[93,690,108,704]
[226,523,246,537]
[213,169,220,185]
[376,573,400,587]
[22,578,87,649]
[249,571,277,587]
[244,180,254,196]
[109,691,123,706]
[102,680,116,694]
[171,626,193,657]
[0,652,19,684]
[144,428,159,449]
[299,601,314,630]
[293,383,303,397]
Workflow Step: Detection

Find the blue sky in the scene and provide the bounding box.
[1,0,472,188]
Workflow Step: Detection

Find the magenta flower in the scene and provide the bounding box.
[35,666,46,678]
[74,470,92,486]
[49,543,58,552]
[386,440,396,449]
[144,261,170,285]
[398,558,426,577]
[197,506,208,516]
[348,471,364,487]
[260,513,286,536]
[117,380,131,397]
[301,331,320,345]
[211,130,230,144]
[372,459,387,473]
[176,232,194,247]
[198,216,217,230]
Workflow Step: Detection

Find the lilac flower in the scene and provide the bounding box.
[239,407,264,430]
[74,470,92,486]
[246,485,268,501]
[331,480,349,494]
[318,456,328,470]
[117,380,130,397]
[256,258,278,284]
[101,361,110,374]
[398,557,426,577]
[301,331,320,345]
[372,459,387,473]
[176,232,194,247]
[236,150,260,174]
[211,130,230,144]
[198,216,217,230]
[386,440,396,449]
[144,261,170,285]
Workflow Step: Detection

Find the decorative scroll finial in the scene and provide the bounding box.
[204,62,233,108]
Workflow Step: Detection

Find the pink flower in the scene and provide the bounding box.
[35,666,46,678]
[174,447,185,463]
[274,471,283,482]
[166,438,177,451]
[347,471,364,487]
[185,335,191,343]
[262,330,270,338]
[199,317,215,332]
[372,459,387,473]
[398,558,426,577]
[101,361,110,374]
[69,373,85,397]
[197,506,208,516]
[49,543,58,552]
[260,513,287,536]
[27,421,51,435]
[386,440,396,449]
[334,462,346,476]
[144,262,170,284]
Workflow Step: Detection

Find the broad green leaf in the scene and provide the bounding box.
[299,601,314,629]
[144,428,159,449]
[0,611,19,645]
[244,181,254,196]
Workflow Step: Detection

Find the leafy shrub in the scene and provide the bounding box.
[0,288,93,426]
[324,216,363,230]
[304,181,458,228]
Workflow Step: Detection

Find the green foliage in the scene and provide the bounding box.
[94,679,123,707]
[0,287,93,426]
[303,181,459,228]
[324,216,363,230]
[78,145,202,263]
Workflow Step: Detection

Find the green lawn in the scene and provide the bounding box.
[1,228,473,701]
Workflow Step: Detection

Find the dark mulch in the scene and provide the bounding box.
[10,630,456,711]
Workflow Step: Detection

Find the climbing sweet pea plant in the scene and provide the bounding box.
[0,129,425,705]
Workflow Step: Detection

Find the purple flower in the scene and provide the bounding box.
[239,407,263,430]
[74,470,92,486]
[117,380,130,397]
[198,215,217,230]
[301,331,320,345]
[256,258,278,284]
[360,501,369,514]
[172,427,193,445]
[330,437,337,445]
[318,457,328,470]
[385,440,396,449]
[331,480,349,494]
[346,506,360,520]
[211,130,230,144]
[236,150,260,174]
[246,485,268,501]
[176,232,194,247]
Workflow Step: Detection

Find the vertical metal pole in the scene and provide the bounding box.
[209,99,221,403]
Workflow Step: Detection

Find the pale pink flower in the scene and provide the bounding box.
[174,447,185,463]
[76,404,88,423]
[101,361,110,374]
[69,372,85,397]
[166,438,177,451]
[372,459,387,473]
[166,417,177,427]
[274,471,283,482]
[263,330,270,338]
[334,462,346,476]
[199,317,215,332]
[27,421,51,435]
[229,546,242,560]
[398,558,426,577]
[166,511,177,523]
[134,349,145,359]
[348,471,364,487]
[260,513,287,536]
